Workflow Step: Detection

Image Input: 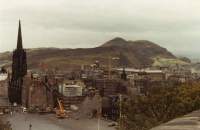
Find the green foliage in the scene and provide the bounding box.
[124,82,200,130]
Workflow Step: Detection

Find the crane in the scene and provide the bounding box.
[56,98,66,118]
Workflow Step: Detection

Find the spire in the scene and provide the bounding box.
[121,67,127,81]
[17,20,23,49]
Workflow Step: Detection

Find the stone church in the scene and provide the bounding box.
[8,20,27,105]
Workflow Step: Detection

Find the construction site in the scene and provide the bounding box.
[0,21,125,130]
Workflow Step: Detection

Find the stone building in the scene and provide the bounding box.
[22,74,57,109]
[59,81,85,97]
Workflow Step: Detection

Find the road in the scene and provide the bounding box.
[5,113,115,130]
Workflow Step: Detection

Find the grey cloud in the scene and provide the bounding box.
[1,0,200,59]
[5,7,200,33]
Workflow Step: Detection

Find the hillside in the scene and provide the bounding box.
[0,37,184,70]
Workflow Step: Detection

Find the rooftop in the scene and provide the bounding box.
[115,68,164,73]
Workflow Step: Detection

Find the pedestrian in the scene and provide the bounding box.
[29,124,32,130]
[10,111,12,116]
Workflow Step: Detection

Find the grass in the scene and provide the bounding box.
[152,57,189,66]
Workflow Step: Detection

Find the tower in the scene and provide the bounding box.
[121,67,127,81]
[8,20,27,105]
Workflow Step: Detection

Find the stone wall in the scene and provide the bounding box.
[22,76,54,108]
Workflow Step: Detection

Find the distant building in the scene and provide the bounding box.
[116,68,166,81]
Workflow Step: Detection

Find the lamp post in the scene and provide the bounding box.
[119,94,125,130]
[97,94,102,130]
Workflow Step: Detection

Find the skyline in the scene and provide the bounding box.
[1,0,200,58]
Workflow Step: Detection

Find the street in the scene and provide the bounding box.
[5,113,115,130]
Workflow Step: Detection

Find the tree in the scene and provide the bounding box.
[124,82,200,130]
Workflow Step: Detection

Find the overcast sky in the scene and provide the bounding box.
[1,0,200,58]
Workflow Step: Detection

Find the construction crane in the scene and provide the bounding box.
[108,56,111,80]
[56,98,66,118]
[108,57,120,80]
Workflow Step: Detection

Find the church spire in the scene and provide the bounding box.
[9,20,27,104]
[17,20,23,49]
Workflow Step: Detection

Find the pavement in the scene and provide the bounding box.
[151,110,200,130]
[4,113,115,130]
